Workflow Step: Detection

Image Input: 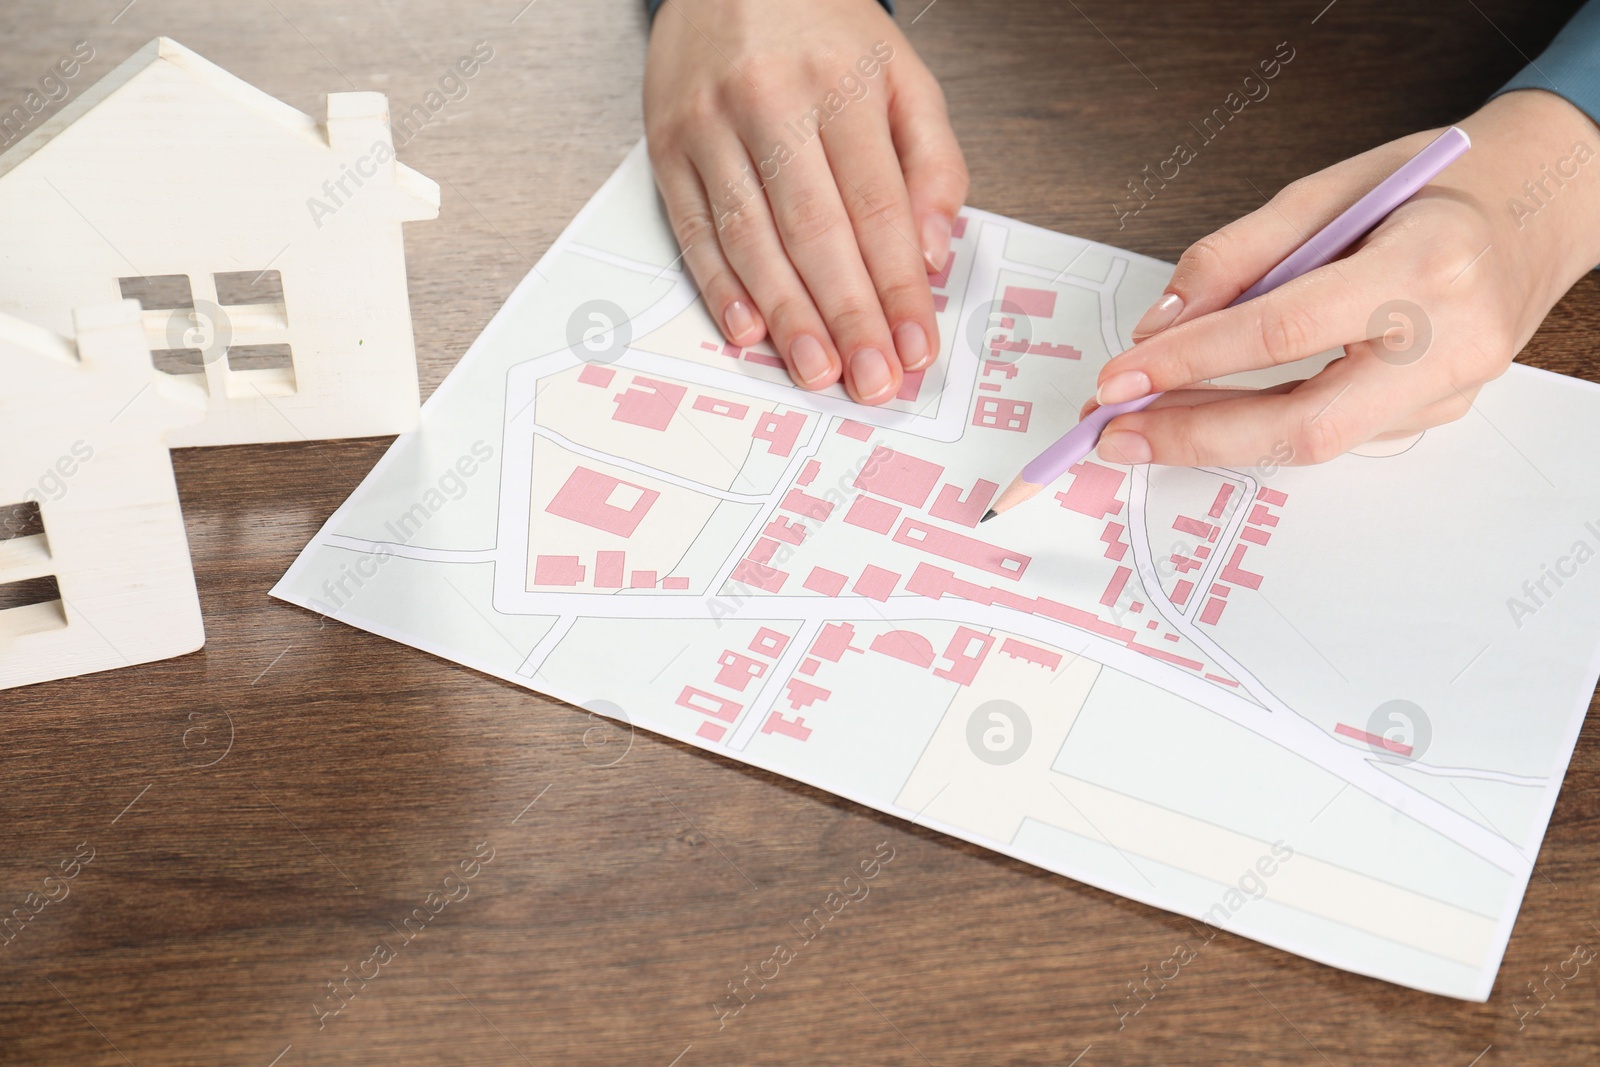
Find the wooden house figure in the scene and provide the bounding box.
[0,37,440,447]
[1,301,206,691]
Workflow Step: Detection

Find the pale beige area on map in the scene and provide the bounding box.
[899,630,1498,967]
[537,364,765,492]
[525,438,720,590]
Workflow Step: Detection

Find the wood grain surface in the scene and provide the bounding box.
[2,1,1597,1064]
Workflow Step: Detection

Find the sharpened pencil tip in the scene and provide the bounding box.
[980,509,998,523]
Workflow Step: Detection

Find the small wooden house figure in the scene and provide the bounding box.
[0,37,440,447]
[1,301,206,690]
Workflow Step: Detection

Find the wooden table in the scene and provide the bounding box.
[4,1,1598,1063]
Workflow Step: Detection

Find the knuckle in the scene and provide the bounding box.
[670,207,716,252]
[722,76,806,129]
[744,95,794,134]
[762,293,814,337]
[877,276,931,315]
[1173,230,1234,286]
[714,203,766,250]
[926,157,969,201]
[721,59,786,108]
[1158,424,1207,468]
[1256,300,1318,363]
[825,301,881,343]
[1293,411,1349,466]
[777,186,839,247]
[1412,237,1465,284]
[693,262,739,303]
[685,89,722,127]
[799,48,847,84]
[843,178,901,223]
[1439,395,1475,424]
[1273,174,1323,214]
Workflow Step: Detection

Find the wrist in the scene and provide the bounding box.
[1461,91,1600,310]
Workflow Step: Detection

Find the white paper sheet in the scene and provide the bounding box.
[274,142,1600,1000]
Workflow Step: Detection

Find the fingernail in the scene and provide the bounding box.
[790,334,833,387]
[1132,292,1183,340]
[1099,430,1151,465]
[893,321,930,370]
[1096,370,1151,406]
[849,346,894,402]
[724,300,758,342]
[921,214,952,273]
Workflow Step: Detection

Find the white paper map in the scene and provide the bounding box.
[274,141,1600,1000]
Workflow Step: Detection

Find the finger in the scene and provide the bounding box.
[1095,246,1406,404]
[1078,381,1296,421]
[887,58,968,273]
[651,148,767,348]
[823,108,940,372]
[1362,375,1478,438]
[1097,355,1423,467]
[689,143,843,391]
[735,119,900,405]
[1128,128,1446,342]
[1086,391,1453,458]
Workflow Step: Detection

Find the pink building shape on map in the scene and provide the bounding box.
[753,410,806,456]
[1056,461,1125,519]
[972,396,1031,432]
[545,466,660,538]
[810,622,857,662]
[893,519,1030,580]
[933,627,993,685]
[692,395,748,420]
[1000,637,1061,670]
[870,630,936,667]
[677,686,740,721]
[853,445,944,508]
[1219,545,1264,590]
[844,494,900,535]
[750,627,790,657]
[762,710,812,741]
[533,555,585,585]
[1002,285,1057,319]
[929,479,999,528]
[716,649,767,692]
[803,567,848,596]
[595,551,625,587]
[611,375,686,431]
[852,565,900,602]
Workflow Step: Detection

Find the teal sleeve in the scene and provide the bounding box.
[1492,1,1600,128]
[647,0,892,16]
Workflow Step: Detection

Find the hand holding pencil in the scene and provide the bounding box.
[988,88,1600,517]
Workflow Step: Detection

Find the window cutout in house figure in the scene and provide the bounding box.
[119,275,209,379]
[0,503,62,640]
[216,269,295,396]
[214,269,285,308]
[226,343,295,376]
[0,500,45,542]
[0,575,66,639]
[149,347,205,376]
[118,275,194,310]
